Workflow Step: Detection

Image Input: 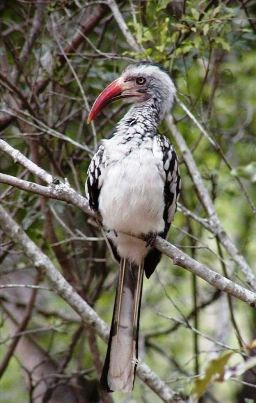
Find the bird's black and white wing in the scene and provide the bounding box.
[144,135,180,279]
[87,144,121,262]
[86,144,106,211]
[157,134,181,236]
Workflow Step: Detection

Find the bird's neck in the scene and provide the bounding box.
[116,98,161,137]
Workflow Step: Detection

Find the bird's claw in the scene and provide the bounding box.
[144,232,157,247]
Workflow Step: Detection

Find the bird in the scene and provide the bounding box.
[86,61,180,393]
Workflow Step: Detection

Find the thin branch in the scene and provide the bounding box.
[216,239,245,349]
[177,203,211,231]
[19,0,46,64]
[160,315,241,353]
[0,204,183,403]
[0,72,35,116]
[0,284,51,291]
[0,274,39,378]
[61,4,109,61]
[0,173,94,217]
[155,237,256,307]
[165,114,256,291]
[0,3,108,131]
[0,294,80,323]
[1,108,92,153]
[145,289,221,339]
[51,16,98,149]
[106,0,142,52]
[177,98,256,215]
[0,141,256,307]
[0,139,52,184]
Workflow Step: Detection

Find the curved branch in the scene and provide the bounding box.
[19,0,46,64]
[106,0,142,52]
[155,238,256,307]
[0,139,52,184]
[165,115,256,291]
[0,204,183,403]
[0,173,93,217]
[0,3,109,131]
[86,6,256,292]
[0,140,255,307]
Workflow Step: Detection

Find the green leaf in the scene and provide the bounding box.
[212,5,221,17]
[214,37,231,51]
[143,29,154,42]
[156,0,170,11]
[192,352,233,398]
[191,8,200,20]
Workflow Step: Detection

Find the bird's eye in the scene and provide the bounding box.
[136,77,146,85]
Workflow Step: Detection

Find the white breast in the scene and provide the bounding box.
[99,137,165,264]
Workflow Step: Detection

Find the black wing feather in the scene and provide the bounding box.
[144,135,180,278]
[87,144,105,211]
[87,137,180,279]
[87,144,121,262]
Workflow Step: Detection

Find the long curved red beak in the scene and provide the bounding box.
[87,79,123,123]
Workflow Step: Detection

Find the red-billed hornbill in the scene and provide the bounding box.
[87,62,180,393]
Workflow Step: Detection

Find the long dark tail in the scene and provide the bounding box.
[100,258,144,392]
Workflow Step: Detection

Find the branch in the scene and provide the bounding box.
[0,72,34,116]
[61,4,109,59]
[0,140,255,307]
[19,0,46,64]
[104,9,256,291]
[176,98,256,215]
[165,115,256,291]
[0,276,38,378]
[155,237,256,307]
[106,0,142,52]
[1,300,80,401]
[1,109,91,153]
[0,173,93,217]
[0,139,52,184]
[0,3,108,131]
[0,204,183,403]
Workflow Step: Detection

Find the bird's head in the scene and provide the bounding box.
[87,62,176,123]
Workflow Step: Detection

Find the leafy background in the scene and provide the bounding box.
[0,1,256,402]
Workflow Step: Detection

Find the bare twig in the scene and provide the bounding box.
[0,173,94,217]
[19,0,46,64]
[177,98,256,215]
[0,140,255,307]
[165,115,256,291]
[106,0,142,52]
[0,274,39,378]
[154,237,256,307]
[51,17,98,149]
[0,3,108,131]
[0,204,183,403]
[61,4,109,60]
[0,284,51,291]
[0,139,52,184]
[145,289,221,338]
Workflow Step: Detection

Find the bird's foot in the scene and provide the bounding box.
[132,357,141,367]
[143,232,157,247]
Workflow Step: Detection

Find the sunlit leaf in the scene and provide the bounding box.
[192,352,233,398]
